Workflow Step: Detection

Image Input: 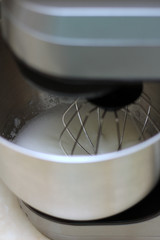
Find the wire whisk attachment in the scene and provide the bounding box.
[59,93,160,156]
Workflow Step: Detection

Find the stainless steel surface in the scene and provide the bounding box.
[2,0,160,80]
[59,95,160,155]
[19,200,160,240]
[0,32,160,221]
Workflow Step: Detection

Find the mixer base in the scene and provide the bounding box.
[19,179,160,240]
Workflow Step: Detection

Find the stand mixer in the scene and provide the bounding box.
[1,0,160,239]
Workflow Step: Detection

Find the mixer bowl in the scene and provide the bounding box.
[1,34,160,221]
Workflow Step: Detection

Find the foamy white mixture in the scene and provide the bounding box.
[14,104,142,155]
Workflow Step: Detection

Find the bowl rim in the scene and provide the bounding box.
[0,132,160,163]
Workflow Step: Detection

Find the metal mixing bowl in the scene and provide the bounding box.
[0,34,160,221]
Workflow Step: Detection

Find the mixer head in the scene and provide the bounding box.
[2,0,160,105]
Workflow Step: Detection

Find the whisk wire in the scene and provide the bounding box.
[114,111,121,150]
[75,102,95,152]
[135,103,160,133]
[59,100,91,155]
[97,108,101,125]
[71,106,97,155]
[118,107,128,150]
[142,92,160,117]
[139,104,151,140]
[95,110,106,154]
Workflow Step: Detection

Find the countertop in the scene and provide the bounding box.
[0,178,49,240]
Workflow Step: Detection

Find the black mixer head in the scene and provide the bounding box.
[89,83,143,111]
